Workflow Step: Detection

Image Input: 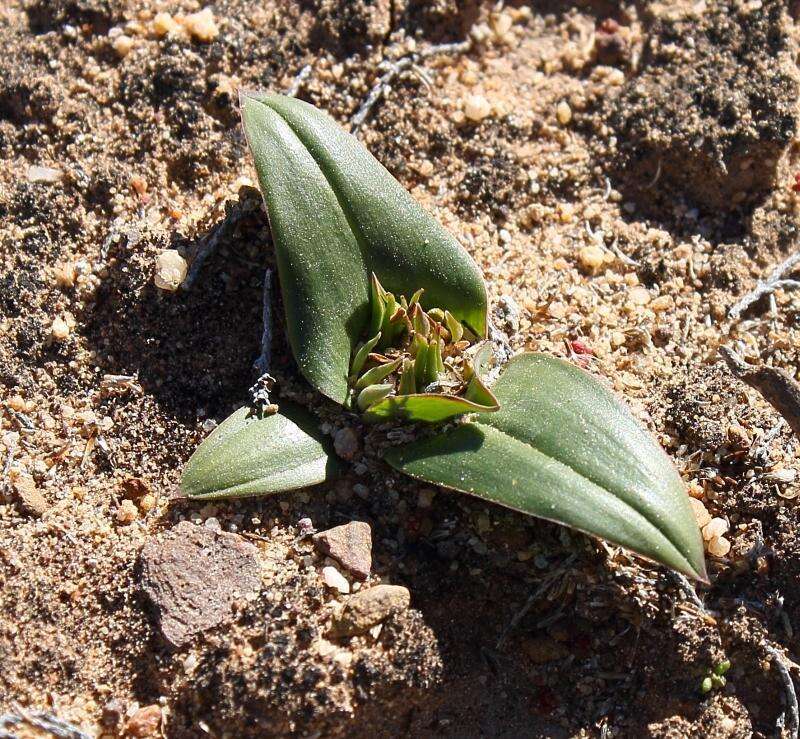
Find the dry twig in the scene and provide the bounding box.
[254,268,274,376]
[720,346,800,438]
[765,646,799,739]
[351,40,472,132]
[0,708,92,739]
[728,251,800,319]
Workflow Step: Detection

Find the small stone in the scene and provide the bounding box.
[321,565,350,594]
[121,477,150,499]
[9,395,26,411]
[116,499,138,524]
[556,100,572,125]
[13,476,49,517]
[112,34,134,57]
[101,698,126,728]
[54,262,77,288]
[140,521,261,647]
[707,536,731,557]
[139,494,156,513]
[124,704,162,738]
[628,286,651,305]
[651,295,675,312]
[183,8,219,41]
[26,165,63,184]
[332,584,411,636]
[702,517,729,541]
[313,521,372,580]
[333,427,360,461]
[689,498,711,528]
[491,12,513,37]
[51,316,70,341]
[578,245,605,273]
[154,249,187,291]
[417,488,436,508]
[463,94,492,122]
[152,12,180,36]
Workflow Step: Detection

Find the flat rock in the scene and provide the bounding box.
[332,584,410,636]
[139,521,261,648]
[312,521,371,580]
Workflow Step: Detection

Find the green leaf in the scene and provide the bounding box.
[364,392,499,424]
[355,357,402,390]
[384,353,707,581]
[181,404,339,499]
[356,383,394,411]
[349,332,382,379]
[240,92,488,404]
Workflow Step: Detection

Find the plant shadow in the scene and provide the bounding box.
[81,189,284,425]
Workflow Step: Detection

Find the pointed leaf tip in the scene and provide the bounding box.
[385,353,707,580]
[241,92,488,403]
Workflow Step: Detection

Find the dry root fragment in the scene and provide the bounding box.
[721,346,800,439]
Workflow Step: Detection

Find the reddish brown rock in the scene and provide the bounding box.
[124,704,162,737]
[312,521,372,580]
[140,521,261,647]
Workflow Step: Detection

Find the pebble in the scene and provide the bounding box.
[101,698,126,728]
[116,499,139,524]
[140,521,261,647]
[702,517,729,541]
[578,245,605,273]
[26,165,63,184]
[54,262,77,288]
[13,476,49,517]
[154,249,187,291]
[112,34,134,57]
[139,494,156,513]
[321,565,350,594]
[152,12,180,36]
[463,94,492,122]
[313,521,372,580]
[628,286,651,305]
[556,100,572,125]
[332,584,411,636]
[689,498,711,528]
[183,8,219,41]
[651,295,675,312]
[51,316,70,341]
[124,704,162,738]
[333,427,360,461]
[707,536,731,557]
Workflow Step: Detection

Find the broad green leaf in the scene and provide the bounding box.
[364,392,499,424]
[181,404,339,499]
[385,353,707,581]
[240,92,487,404]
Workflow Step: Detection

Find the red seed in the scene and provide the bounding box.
[570,339,593,355]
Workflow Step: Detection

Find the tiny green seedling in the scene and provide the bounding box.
[700,660,732,695]
[180,92,708,583]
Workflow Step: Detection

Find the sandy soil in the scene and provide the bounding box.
[3,0,800,737]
